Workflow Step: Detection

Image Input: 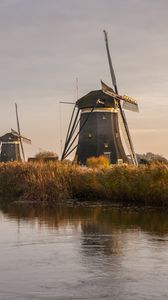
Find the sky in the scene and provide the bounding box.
[0,0,168,159]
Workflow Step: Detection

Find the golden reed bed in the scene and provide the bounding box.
[0,160,168,206]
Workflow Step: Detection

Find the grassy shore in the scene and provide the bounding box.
[0,161,168,206]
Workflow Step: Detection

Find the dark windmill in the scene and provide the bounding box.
[61,31,139,165]
[0,104,31,162]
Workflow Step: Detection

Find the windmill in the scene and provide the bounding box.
[61,31,139,165]
[0,103,31,162]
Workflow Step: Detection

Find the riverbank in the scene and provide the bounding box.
[0,161,168,206]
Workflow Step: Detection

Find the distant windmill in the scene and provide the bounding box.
[0,103,31,162]
[61,31,139,165]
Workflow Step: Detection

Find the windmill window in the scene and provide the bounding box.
[104,152,111,161]
[104,143,108,148]
[88,133,92,139]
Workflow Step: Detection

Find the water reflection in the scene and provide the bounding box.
[1,203,168,235]
[1,203,168,259]
[0,203,168,299]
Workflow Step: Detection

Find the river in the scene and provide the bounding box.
[0,203,168,299]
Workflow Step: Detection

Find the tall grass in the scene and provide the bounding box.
[0,161,73,202]
[0,161,168,206]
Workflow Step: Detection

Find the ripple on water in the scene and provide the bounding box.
[0,204,168,300]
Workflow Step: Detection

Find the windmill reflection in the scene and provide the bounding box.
[80,222,122,257]
[1,203,168,241]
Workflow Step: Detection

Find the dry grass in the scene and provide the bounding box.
[0,161,168,206]
[0,161,73,202]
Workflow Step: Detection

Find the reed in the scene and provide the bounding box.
[0,161,168,206]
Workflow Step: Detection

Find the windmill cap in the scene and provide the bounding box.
[0,132,20,142]
[76,90,116,109]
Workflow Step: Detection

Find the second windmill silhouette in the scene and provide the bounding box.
[0,104,31,162]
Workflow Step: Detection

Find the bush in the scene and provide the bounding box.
[34,151,58,161]
[86,155,110,169]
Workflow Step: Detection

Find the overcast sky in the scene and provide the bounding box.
[0,0,168,159]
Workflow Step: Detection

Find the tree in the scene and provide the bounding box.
[137,152,168,164]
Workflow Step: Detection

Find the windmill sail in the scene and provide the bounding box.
[103,30,118,93]
[15,103,25,161]
[122,95,139,112]
[118,111,135,163]
[103,30,138,165]
[21,136,31,144]
[11,129,31,144]
[101,81,139,113]
[122,100,139,112]
[101,80,122,101]
[11,128,19,137]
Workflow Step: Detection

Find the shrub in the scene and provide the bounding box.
[34,151,58,161]
[86,155,110,169]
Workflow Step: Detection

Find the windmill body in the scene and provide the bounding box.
[0,103,31,163]
[75,90,128,164]
[0,132,21,162]
[61,31,139,164]
[61,81,139,164]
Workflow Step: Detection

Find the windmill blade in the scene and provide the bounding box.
[103,30,138,165]
[122,95,139,106]
[59,101,75,105]
[118,112,135,163]
[11,128,31,143]
[15,103,25,162]
[120,110,138,165]
[122,101,139,112]
[101,80,115,94]
[11,128,19,137]
[122,95,139,112]
[103,30,118,93]
[21,136,31,144]
[101,80,122,101]
[101,80,139,112]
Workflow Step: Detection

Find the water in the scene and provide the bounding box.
[0,203,168,300]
